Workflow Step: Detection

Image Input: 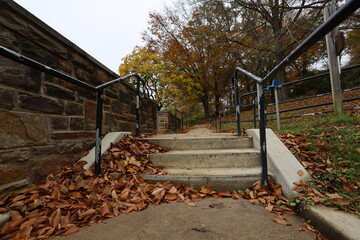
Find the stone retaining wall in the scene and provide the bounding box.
[0,0,157,193]
[157,111,181,134]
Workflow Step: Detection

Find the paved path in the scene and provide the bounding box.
[59,127,315,239]
[59,198,314,240]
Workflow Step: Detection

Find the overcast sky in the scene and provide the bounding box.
[14,0,167,74]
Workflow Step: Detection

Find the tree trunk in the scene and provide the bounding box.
[201,93,210,119]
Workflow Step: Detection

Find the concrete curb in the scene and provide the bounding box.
[82,132,131,170]
[300,205,360,240]
[0,132,131,228]
[246,129,311,200]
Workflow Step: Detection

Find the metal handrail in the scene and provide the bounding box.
[0,45,154,175]
[232,0,360,186]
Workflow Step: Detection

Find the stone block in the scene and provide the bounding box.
[75,68,90,82]
[44,83,75,101]
[118,122,130,131]
[0,89,14,110]
[105,112,117,129]
[96,69,108,81]
[0,57,41,93]
[0,148,31,164]
[29,156,70,183]
[119,90,131,104]
[56,140,83,154]
[19,93,64,114]
[50,131,94,140]
[70,117,85,130]
[85,101,96,120]
[50,116,69,130]
[105,89,118,99]
[77,87,96,100]
[0,25,19,49]
[0,111,49,149]
[57,58,73,74]
[111,100,123,115]
[21,39,57,67]
[65,101,83,116]
[0,165,28,185]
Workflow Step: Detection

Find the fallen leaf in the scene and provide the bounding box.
[272,215,291,226]
[297,170,304,176]
[329,198,350,206]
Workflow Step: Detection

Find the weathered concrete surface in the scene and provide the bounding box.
[58,198,314,240]
[246,129,311,200]
[300,205,360,240]
[148,149,260,168]
[141,136,253,150]
[82,132,131,170]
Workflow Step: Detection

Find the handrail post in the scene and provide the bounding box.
[233,73,241,136]
[94,89,104,175]
[136,76,141,136]
[257,83,268,186]
[252,91,257,128]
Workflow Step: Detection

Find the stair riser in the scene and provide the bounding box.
[142,137,253,150]
[149,152,260,168]
[142,175,261,191]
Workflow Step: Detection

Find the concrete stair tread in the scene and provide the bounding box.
[140,135,250,140]
[163,167,265,176]
[149,148,259,155]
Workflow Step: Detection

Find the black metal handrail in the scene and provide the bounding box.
[232,0,360,186]
[0,45,154,175]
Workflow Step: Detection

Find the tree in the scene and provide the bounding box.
[143,1,237,118]
[226,0,331,99]
[119,47,194,109]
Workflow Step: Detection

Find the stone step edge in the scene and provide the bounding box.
[147,148,259,155]
[135,136,252,140]
[0,132,131,227]
[163,167,266,175]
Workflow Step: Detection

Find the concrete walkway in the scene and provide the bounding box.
[58,126,315,240]
[59,126,359,239]
[58,198,314,240]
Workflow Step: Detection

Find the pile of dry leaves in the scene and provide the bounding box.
[278,133,359,214]
[0,135,321,239]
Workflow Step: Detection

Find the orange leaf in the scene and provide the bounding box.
[297,170,304,176]
[50,208,61,229]
[272,215,291,226]
[79,209,96,219]
[62,226,79,236]
[329,198,350,206]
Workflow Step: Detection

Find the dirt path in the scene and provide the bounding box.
[59,198,314,240]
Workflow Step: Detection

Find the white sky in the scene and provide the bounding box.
[14,0,167,74]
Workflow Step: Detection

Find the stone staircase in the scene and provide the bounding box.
[138,132,268,191]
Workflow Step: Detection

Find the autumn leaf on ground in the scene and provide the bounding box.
[272,215,291,226]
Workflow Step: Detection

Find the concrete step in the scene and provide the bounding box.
[137,136,253,150]
[148,149,260,168]
[141,167,267,191]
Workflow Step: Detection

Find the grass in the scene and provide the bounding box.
[215,113,360,214]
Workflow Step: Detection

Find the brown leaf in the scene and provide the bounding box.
[79,209,96,219]
[329,198,350,206]
[272,215,291,226]
[111,190,119,199]
[265,203,274,212]
[9,211,22,221]
[62,226,79,236]
[297,170,304,176]
[165,193,178,201]
[185,200,197,207]
[200,185,213,194]
[119,188,130,201]
[50,208,61,229]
